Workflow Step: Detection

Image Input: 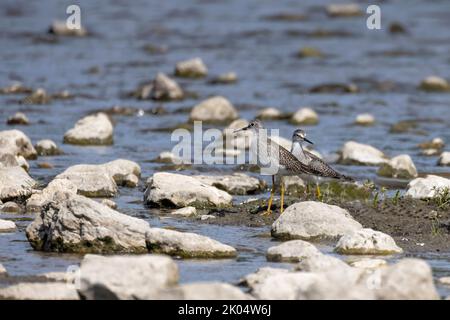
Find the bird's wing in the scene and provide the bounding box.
[268,138,315,174]
[304,150,352,180]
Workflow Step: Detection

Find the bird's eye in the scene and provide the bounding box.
[251,123,254,126]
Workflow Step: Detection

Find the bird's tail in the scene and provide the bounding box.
[340,174,354,182]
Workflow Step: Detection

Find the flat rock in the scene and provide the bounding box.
[145,228,237,258]
[405,175,450,198]
[190,96,238,122]
[195,173,265,195]
[175,57,208,78]
[35,139,62,156]
[266,240,321,262]
[170,206,197,217]
[377,154,417,179]
[335,228,403,255]
[291,107,319,125]
[0,166,36,201]
[0,129,37,159]
[0,282,79,300]
[26,192,150,253]
[144,172,232,208]
[79,254,179,300]
[0,218,16,232]
[349,258,388,269]
[63,113,113,145]
[339,141,388,166]
[157,282,252,300]
[271,201,362,240]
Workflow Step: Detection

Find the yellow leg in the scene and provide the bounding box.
[280,180,285,214]
[316,184,321,198]
[262,176,275,216]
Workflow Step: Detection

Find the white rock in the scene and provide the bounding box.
[326,3,362,17]
[419,75,450,92]
[158,282,252,300]
[200,214,216,221]
[374,258,439,299]
[257,107,282,120]
[377,154,417,179]
[144,172,232,208]
[0,201,21,213]
[26,179,77,212]
[7,112,29,125]
[266,240,321,262]
[79,254,179,300]
[0,264,6,274]
[339,141,388,165]
[101,199,117,209]
[349,258,388,269]
[438,276,450,286]
[145,228,237,258]
[195,173,265,195]
[271,201,362,240]
[0,166,36,201]
[171,206,197,217]
[0,218,16,232]
[291,107,319,125]
[0,129,37,159]
[63,113,113,145]
[0,282,79,300]
[26,192,150,253]
[175,57,208,78]
[355,113,375,125]
[50,20,87,36]
[282,176,306,193]
[150,72,184,100]
[405,175,450,198]
[190,96,238,122]
[155,151,183,164]
[210,72,237,84]
[240,267,290,288]
[294,254,351,272]
[438,152,450,166]
[15,155,29,171]
[335,228,403,255]
[35,139,62,156]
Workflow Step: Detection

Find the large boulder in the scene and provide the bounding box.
[79,254,179,300]
[335,228,403,255]
[145,228,237,258]
[26,192,150,253]
[271,201,362,240]
[266,240,321,262]
[144,172,232,208]
[0,129,37,159]
[26,179,77,212]
[0,282,79,300]
[438,152,450,166]
[405,175,450,198]
[195,173,265,195]
[63,113,113,145]
[0,166,36,201]
[175,58,208,78]
[338,141,388,166]
[377,155,417,179]
[190,96,238,122]
[291,107,319,125]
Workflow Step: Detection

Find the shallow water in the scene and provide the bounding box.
[1,0,450,297]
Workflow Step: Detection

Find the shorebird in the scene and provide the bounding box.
[234,120,315,215]
[291,129,353,197]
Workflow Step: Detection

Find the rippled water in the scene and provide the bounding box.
[1,0,449,297]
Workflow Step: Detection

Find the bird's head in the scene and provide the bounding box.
[292,129,313,144]
[234,120,263,133]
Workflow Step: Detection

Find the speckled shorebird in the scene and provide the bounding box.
[234,120,315,215]
[291,129,353,197]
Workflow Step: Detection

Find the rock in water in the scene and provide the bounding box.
[326,4,362,17]
[294,254,350,272]
[271,201,362,240]
[63,113,113,145]
[335,228,403,255]
[145,228,237,258]
[7,112,29,125]
[438,152,450,166]
[49,20,88,36]
[0,218,17,232]
[170,206,197,217]
[338,141,388,165]
[419,76,450,92]
[266,240,321,262]
[79,254,179,300]
[150,72,184,100]
[355,113,375,126]
[0,166,36,201]
[291,107,319,125]
[144,172,232,208]
[256,107,282,120]
[377,154,418,179]
[0,129,37,159]
[175,57,208,78]
[35,139,62,156]
[26,192,150,253]
[26,179,78,212]
[0,283,79,300]
[189,96,238,122]
[405,175,450,198]
[195,173,265,195]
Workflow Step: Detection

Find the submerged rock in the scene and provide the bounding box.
[438,152,450,166]
[26,192,150,253]
[419,76,450,92]
[64,113,113,145]
[377,154,418,179]
[271,201,362,240]
[0,82,32,94]
[35,139,62,156]
[266,240,321,262]
[291,107,319,125]
[49,20,88,37]
[309,83,358,93]
[209,72,237,84]
[21,88,51,104]
[7,112,29,125]
[195,173,266,195]
[355,113,375,126]
[418,137,445,150]
[326,4,362,17]
[0,218,16,232]
[144,172,232,208]
[190,96,238,122]
[0,166,36,201]
[405,175,450,199]
[79,254,178,300]
[0,129,37,159]
[297,47,324,59]
[145,228,237,258]
[0,282,79,300]
[338,141,388,166]
[335,228,403,255]
[175,58,208,78]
